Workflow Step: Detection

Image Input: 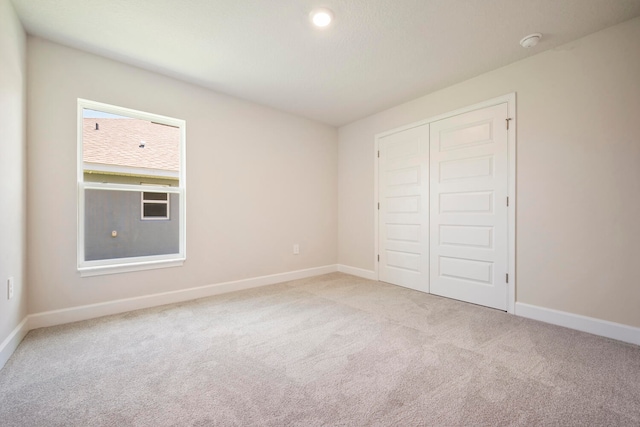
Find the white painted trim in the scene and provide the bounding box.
[79,98,185,127]
[515,302,640,346]
[0,317,29,370]
[337,265,377,280]
[30,265,338,330]
[83,182,181,193]
[506,93,516,314]
[375,94,517,139]
[374,137,380,280]
[374,93,517,313]
[79,258,185,277]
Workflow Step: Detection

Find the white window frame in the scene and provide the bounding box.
[141,191,170,220]
[77,99,186,277]
[140,184,170,220]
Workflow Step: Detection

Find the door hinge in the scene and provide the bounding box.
[506,118,512,130]
[378,202,380,210]
[377,254,380,262]
[506,273,509,283]
[378,150,380,158]
[506,197,509,207]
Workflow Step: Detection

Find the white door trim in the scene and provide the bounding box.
[374,93,516,313]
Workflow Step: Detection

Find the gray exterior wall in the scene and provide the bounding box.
[85,190,179,261]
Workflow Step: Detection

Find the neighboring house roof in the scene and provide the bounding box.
[83,118,180,174]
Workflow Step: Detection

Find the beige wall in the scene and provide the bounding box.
[27,37,338,314]
[0,0,27,347]
[338,17,640,328]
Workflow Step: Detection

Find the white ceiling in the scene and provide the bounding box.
[11,0,640,126]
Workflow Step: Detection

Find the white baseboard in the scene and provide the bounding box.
[0,317,29,370]
[337,264,377,280]
[9,270,637,373]
[29,264,338,330]
[515,302,640,346]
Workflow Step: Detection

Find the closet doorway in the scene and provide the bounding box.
[375,95,516,312]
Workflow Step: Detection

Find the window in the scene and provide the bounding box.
[141,191,170,220]
[77,99,186,276]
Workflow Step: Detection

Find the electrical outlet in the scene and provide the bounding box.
[293,244,300,255]
[7,277,14,300]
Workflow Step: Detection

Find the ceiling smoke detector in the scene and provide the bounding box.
[520,33,542,48]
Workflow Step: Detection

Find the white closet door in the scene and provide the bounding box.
[378,125,429,292]
[429,103,509,310]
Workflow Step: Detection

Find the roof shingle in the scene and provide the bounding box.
[83,118,180,172]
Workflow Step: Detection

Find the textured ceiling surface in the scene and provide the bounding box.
[11,0,640,126]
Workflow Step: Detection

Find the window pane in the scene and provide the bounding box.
[82,109,180,186]
[143,192,168,201]
[84,189,179,261]
[78,100,185,273]
[143,203,168,218]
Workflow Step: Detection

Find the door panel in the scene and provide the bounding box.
[430,103,509,310]
[378,125,429,292]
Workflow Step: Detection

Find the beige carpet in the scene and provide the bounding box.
[1,273,639,426]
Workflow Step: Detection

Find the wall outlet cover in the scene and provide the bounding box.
[7,277,14,300]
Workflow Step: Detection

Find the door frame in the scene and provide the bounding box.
[374,93,517,314]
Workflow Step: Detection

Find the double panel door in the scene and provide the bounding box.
[378,102,510,310]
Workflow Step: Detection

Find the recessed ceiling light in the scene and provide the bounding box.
[310,8,333,28]
[520,33,542,48]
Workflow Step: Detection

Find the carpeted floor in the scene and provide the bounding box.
[1,272,639,426]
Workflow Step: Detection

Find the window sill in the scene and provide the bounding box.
[78,258,185,277]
